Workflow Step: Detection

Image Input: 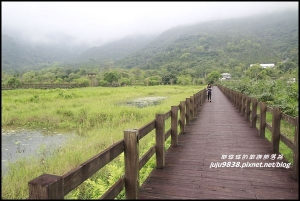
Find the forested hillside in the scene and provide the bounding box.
[1,34,86,72]
[75,35,156,63]
[116,10,298,78]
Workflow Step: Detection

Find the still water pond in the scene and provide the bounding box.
[1,129,75,174]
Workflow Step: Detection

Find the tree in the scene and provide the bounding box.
[22,71,36,83]
[177,74,192,85]
[73,77,90,87]
[119,77,131,86]
[205,71,221,84]
[278,61,297,73]
[244,64,262,80]
[103,71,120,86]
[7,77,20,88]
[145,75,162,86]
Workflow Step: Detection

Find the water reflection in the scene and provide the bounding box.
[1,129,75,174]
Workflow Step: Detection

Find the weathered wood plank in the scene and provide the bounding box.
[63,140,123,195]
[281,113,297,126]
[99,176,124,199]
[164,128,171,140]
[280,133,295,151]
[124,130,139,199]
[138,120,155,140]
[139,146,155,170]
[266,122,272,132]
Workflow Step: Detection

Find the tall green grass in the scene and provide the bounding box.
[2,85,204,199]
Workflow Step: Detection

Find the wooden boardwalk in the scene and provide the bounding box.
[139,86,299,199]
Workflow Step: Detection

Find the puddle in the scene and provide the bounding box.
[1,129,75,174]
[124,96,167,108]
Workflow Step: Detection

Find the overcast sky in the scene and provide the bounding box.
[2,1,298,47]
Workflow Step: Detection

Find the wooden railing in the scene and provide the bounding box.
[28,88,207,199]
[218,84,298,181]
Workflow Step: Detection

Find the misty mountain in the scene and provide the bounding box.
[115,10,298,71]
[75,35,156,63]
[1,34,88,72]
[2,10,298,74]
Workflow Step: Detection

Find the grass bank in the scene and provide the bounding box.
[2,85,204,199]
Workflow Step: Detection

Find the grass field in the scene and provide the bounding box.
[2,85,204,199]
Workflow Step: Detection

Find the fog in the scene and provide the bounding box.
[2,1,298,47]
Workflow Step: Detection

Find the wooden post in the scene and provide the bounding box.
[194,94,198,115]
[259,102,267,138]
[124,129,139,199]
[186,98,190,125]
[200,91,203,107]
[28,174,64,199]
[271,107,281,153]
[180,101,185,134]
[241,94,245,116]
[235,91,238,108]
[171,106,179,147]
[155,114,165,169]
[292,117,298,180]
[251,98,258,128]
[195,93,198,113]
[239,93,242,113]
[245,97,251,121]
[198,93,201,111]
[190,96,194,120]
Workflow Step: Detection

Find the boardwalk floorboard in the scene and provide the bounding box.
[139,86,299,199]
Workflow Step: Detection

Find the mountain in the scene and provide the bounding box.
[2,10,298,74]
[75,34,156,63]
[1,34,88,72]
[115,10,298,73]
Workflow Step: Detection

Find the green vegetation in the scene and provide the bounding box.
[2,85,203,199]
[222,77,298,117]
[222,78,298,164]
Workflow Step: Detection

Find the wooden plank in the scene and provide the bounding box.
[63,140,124,195]
[139,146,155,170]
[271,107,281,153]
[164,110,171,120]
[186,98,190,125]
[28,174,64,199]
[251,98,258,128]
[100,176,125,199]
[257,115,261,121]
[259,102,267,138]
[292,117,298,180]
[124,130,139,199]
[138,120,155,140]
[171,106,179,147]
[179,101,186,134]
[281,113,297,126]
[280,133,295,151]
[156,114,165,169]
[266,122,272,132]
[165,129,171,141]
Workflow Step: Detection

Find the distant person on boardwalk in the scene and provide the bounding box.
[206,84,212,102]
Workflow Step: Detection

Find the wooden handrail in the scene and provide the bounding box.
[218,84,299,181]
[28,89,207,199]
